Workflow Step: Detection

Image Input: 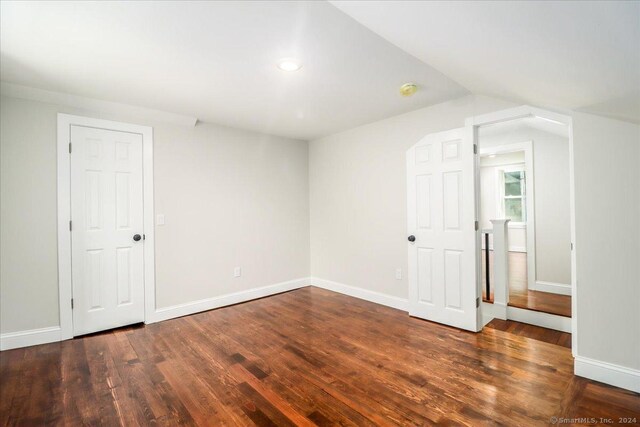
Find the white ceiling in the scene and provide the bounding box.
[0,1,467,140]
[478,116,570,140]
[2,2,638,140]
[479,151,525,166]
[332,0,640,124]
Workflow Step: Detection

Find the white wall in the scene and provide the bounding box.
[479,152,527,252]
[1,97,60,332]
[310,99,640,379]
[2,88,638,387]
[571,112,640,371]
[309,95,515,298]
[0,95,310,334]
[153,123,309,308]
[480,126,571,285]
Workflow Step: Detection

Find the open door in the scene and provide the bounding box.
[407,127,480,332]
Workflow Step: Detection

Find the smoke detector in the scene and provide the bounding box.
[400,83,418,97]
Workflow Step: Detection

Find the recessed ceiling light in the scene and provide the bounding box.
[277,59,302,72]
[488,154,497,158]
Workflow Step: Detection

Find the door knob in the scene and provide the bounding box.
[133,234,142,242]
[408,235,416,242]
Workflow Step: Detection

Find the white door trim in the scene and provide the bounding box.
[465,105,577,356]
[57,113,155,340]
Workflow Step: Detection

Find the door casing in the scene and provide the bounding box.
[57,113,156,340]
[464,105,577,355]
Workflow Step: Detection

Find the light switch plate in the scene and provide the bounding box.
[395,268,402,280]
[234,267,241,278]
[156,214,165,225]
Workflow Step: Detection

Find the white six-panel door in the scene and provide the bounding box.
[407,128,479,332]
[71,125,145,336]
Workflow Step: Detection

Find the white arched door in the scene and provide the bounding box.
[406,127,480,332]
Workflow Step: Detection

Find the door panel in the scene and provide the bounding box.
[71,125,144,336]
[407,128,479,331]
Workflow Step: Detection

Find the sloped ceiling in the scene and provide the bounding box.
[479,116,570,140]
[331,1,640,124]
[1,1,638,140]
[0,1,467,140]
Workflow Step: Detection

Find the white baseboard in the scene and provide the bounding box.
[0,326,62,351]
[530,281,572,296]
[3,279,638,394]
[148,277,310,323]
[575,356,640,393]
[1,278,311,350]
[310,277,409,311]
[482,301,507,326]
[507,306,571,332]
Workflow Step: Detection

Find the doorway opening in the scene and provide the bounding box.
[472,107,575,342]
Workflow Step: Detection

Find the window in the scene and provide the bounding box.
[500,168,526,224]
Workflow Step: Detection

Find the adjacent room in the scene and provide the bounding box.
[1,1,639,425]
[479,116,573,323]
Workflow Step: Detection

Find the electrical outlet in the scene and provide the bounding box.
[234,267,241,278]
[395,268,402,280]
[156,214,165,225]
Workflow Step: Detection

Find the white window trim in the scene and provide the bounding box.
[57,113,156,341]
[496,164,527,227]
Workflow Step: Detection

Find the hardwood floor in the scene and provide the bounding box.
[2,287,638,426]
[482,251,572,317]
[485,318,572,349]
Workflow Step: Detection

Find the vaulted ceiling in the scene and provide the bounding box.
[1,1,638,140]
[331,0,640,124]
[0,1,466,140]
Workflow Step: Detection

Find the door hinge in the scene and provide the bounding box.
[473,144,478,154]
[71,298,74,309]
[570,242,574,250]
[69,142,72,153]
[69,220,72,231]
[474,220,479,231]
[476,297,480,308]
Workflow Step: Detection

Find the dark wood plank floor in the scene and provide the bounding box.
[2,287,638,426]
[485,318,572,349]
[482,251,572,317]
